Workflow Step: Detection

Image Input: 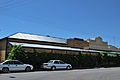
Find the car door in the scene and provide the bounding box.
[13,61,25,71]
[53,61,60,69]
[3,61,17,71]
[59,60,67,69]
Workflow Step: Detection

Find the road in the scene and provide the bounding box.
[1,68,120,80]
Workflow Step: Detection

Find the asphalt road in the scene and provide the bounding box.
[1,68,120,80]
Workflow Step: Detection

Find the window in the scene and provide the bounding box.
[3,61,9,64]
[48,60,53,63]
[60,61,65,64]
[54,61,59,64]
[3,61,14,64]
[13,61,23,64]
[0,61,4,63]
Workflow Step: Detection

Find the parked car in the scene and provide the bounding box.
[41,60,72,70]
[0,60,33,73]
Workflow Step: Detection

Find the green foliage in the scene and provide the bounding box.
[14,52,120,69]
[7,45,26,60]
[7,52,14,60]
[8,46,120,69]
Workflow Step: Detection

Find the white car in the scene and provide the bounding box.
[0,60,33,73]
[41,60,72,70]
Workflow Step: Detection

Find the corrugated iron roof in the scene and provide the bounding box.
[8,33,67,44]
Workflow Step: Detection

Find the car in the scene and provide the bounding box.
[41,60,72,70]
[0,60,33,73]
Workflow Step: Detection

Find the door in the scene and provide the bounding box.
[53,61,60,69]
[3,61,17,71]
[59,60,67,69]
[13,61,25,71]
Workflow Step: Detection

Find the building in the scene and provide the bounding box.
[0,33,94,61]
[86,36,120,51]
[0,33,120,61]
[67,38,89,49]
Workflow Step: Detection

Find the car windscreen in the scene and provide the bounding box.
[48,60,53,63]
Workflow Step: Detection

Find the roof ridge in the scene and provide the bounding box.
[12,32,66,40]
[8,32,67,44]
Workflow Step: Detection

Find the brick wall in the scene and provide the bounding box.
[0,39,7,61]
[67,38,89,49]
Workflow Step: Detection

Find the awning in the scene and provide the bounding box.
[9,42,120,54]
[95,51,120,54]
[9,42,96,52]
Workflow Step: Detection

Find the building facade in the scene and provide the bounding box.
[86,36,120,51]
[0,33,91,61]
[67,38,89,49]
[0,33,120,61]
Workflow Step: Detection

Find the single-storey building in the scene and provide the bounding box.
[0,32,120,61]
[0,33,97,61]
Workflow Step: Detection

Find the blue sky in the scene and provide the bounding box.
[0,0,120,47]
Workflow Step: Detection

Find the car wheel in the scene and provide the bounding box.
[25,67,31,72]
[51,66,56,71]
[2,67,9,73]
[66,66,71,70]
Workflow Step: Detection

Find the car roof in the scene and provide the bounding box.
[49,60,61,61]
[0,60,19,64]
[5,60,19,61]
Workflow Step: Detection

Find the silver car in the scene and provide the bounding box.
[41,60,72,70]
[0,60,33,73]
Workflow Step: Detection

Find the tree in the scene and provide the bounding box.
[7,45,25,60]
